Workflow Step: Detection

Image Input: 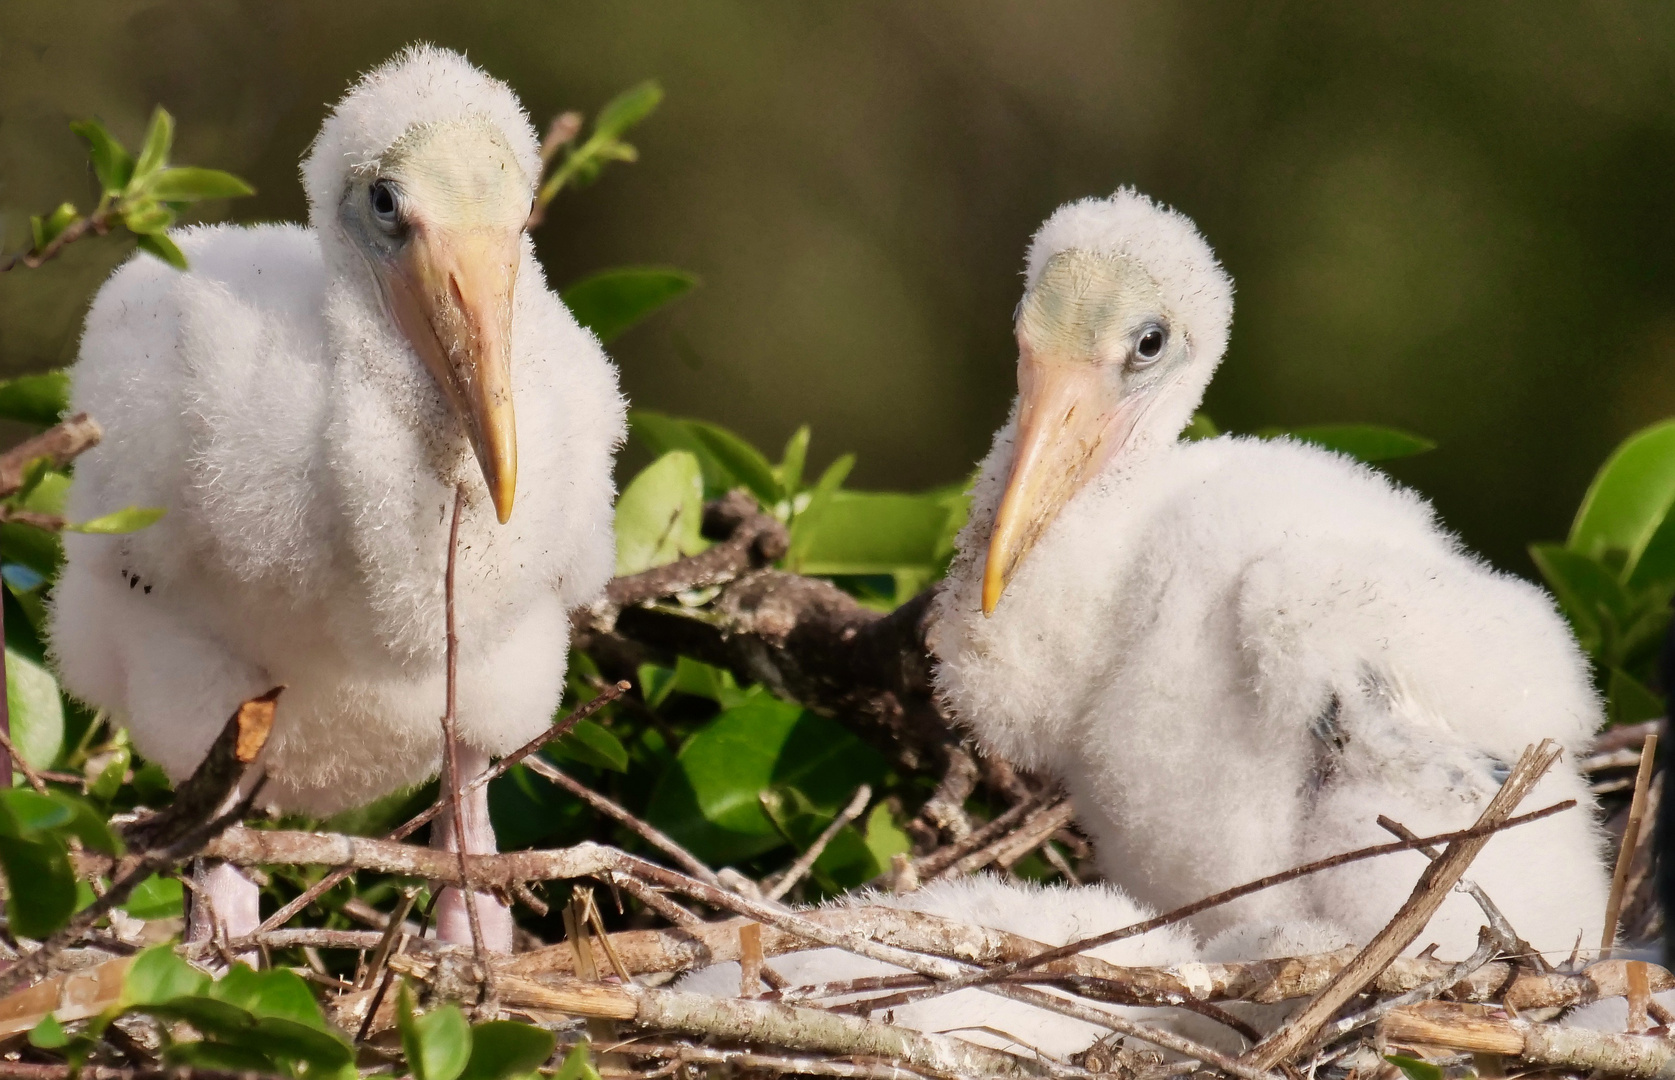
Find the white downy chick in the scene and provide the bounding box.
[48,46,625,949]
[929,189,1609,962]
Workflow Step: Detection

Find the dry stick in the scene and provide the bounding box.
[1244,738,1562,1069]
[1603,732,1659,960]
[522,756,721,886]
[767,785,872,901]
[1377,814,1544,973]
[1381,999,1675,1078]
[253,681,627,933]
[1313,925,1509,1048]
[908,790,1051,880]
[935,798,1076,881]
[609,873,702,926]
[856,798,1577,1018]
[602,1042,939,1080]
[438,485,489,986]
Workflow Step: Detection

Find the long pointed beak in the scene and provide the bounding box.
[382,224,520,523]
[981,349,1143,616]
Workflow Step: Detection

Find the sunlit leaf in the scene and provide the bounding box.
[787,490,957,576]
[0,371,70,426]
[130,106,174,187]
[1258,423,1435,463]
[27,1015,68,1050]
[65,505,166,535]
[120,200,176,235]
[135,232,187,270]
[1384,1055,1443,1080]
[688,421,780,505]
[459,1021,555,1080]
[778,425,812,497]
[5,647,63,773]
[121,874,184,920]
[552,1041,601,1080]
[144,167,255,202]
[614,451,705,575]
[1569,420,1675,581]
[121,943,210,1007]
[71,119,135,194]
[593,80,663,139]
[400,987,473,1080]
[562,267,696,344]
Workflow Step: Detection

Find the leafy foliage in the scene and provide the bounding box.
[1529,419,1675,724]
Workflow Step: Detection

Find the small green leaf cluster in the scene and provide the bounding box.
[1529,420,1675,724]
[534,81,663,210]
[16,107,254,271]
[398,986,563,1080]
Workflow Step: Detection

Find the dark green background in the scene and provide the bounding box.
[4,3,1674,573]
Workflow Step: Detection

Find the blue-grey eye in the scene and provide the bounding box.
[370,180,400,226]
[1135,324,1167,363]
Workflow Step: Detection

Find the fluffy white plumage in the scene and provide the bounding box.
[929,189,1609,960]
[677,876,1202,1059]
[48,46,624,816]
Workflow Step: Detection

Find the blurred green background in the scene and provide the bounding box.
[3,2,1674,573]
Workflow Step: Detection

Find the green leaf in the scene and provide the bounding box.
[861,802,912,874]
[1259,423,1436,463]
[778,425,812,498]
[1569,420,1675,580]
[71,119,135,193]
[7,647,64,772]
[163,1042,278,1075]
[1384,1055,1444,1080]
[593,80,663,139]
[120,200,176,235]
[400,987,473,1080]
[122,874,184,920]
[65,505,166,535]
[121,944,210,1007]
[1608,667,1666,726]
[135,232,187,270]
[0,371,70,426]
[143,167,254,202]
[28,1014,68,1049]
[0,833,75,938]
[1181,411,1220,441]
[1528,542,1627,653]
[549,718,629,773]
[614,451,705,575]
[562,267,696,344]
[688,422,781,505]
[552,1041,601,1080]
[31,204,79,250]
[0,789,73,832]
[48,790,122,855]
[1629,509,1675,589]
[459,1021,555,1080]
[645,696,889,865]
[130,106,174,187]
[787,490,958,576]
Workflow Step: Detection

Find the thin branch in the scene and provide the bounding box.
[522,756,721,886]
[1314,925,1508,1046]
[1382,999,1675,1078]
[604,1042,941,1080]
[0,211,113,273]
[932,798,1076,881]
[0,414,104,496]
[0,724,47,794]
[767,784,872,900]
[439,484,489,976]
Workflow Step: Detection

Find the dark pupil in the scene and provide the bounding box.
[371,183,395,216]
[1138,330,1164,358]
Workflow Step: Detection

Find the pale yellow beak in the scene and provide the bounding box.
[981,346,1143,616]
[383,223,521,523]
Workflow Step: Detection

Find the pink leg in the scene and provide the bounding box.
[433,744,514,952]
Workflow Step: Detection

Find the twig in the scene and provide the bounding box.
[602,1042,939,1080]
[1382,999,1675,1078]
[767,785,872,900]
[438,485,489,979]
[358,888,419,991]
[251,680,627,933]
[123,688,279,851]
[916,746,978,843]
[0,724,46,794]
[933,798,1076,880]
[609,873,702,926]
[0,414,104,497]
[1245,739,1561,1068]
[1603,732,1658,959]
[0,211,113,273]
[908,790,1051,880]
[522,756,721,887]
[1313,925,1508,1046]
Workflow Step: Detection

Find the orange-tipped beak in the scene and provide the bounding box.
[383,223,520,523]
[981,349,1142,615]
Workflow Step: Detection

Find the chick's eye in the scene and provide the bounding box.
[1135,326,1167,363]
[370,180,399,225]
